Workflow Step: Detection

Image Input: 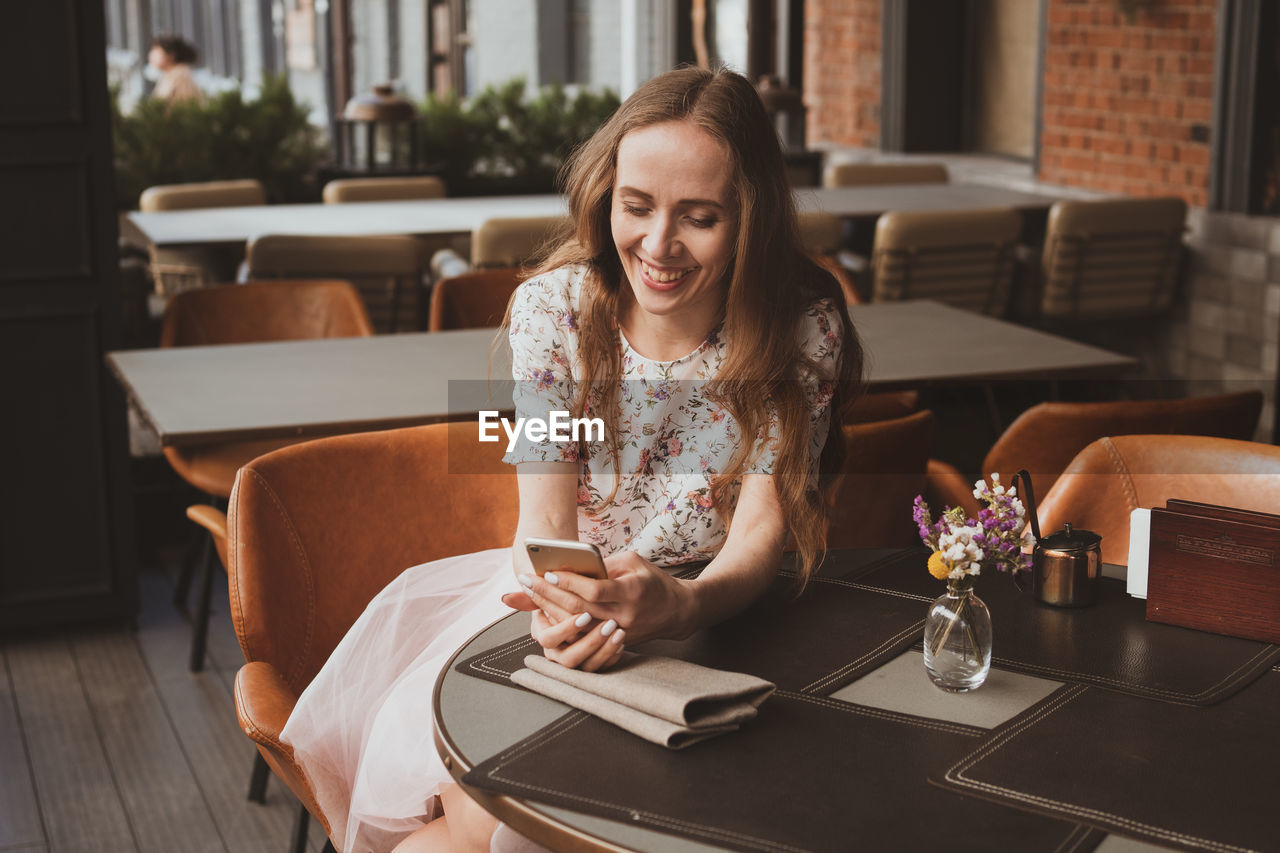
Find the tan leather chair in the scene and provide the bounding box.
[139,179,268,296]
[1039,197,1186,320]
[471,216,571,269]
[247,234,424,333]
[797,211,863,305]
[827,410,936,549]
[227,421,518,845]
[846,390,919,424]
[1037,435,1280,565]
[322,175,447,204]
[825,162,949,188]
[161,279,375,672]
[927,391,1264,519]
[428,267,524,330]
[869,207,1022,316]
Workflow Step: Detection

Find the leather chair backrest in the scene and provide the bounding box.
[227,421,518,695]
[160,279,374,346]
[825,162,949,188]
[247,234,424,333]
[322,175,447,203]
[428,267,524,331]
[472,216,571,269]
[984,391,1264,500]
[827,410,935,549]
[870,207,1022,316]
[1040,196,1186,319]
[1037,435,1280,565]
[140,179,267,211]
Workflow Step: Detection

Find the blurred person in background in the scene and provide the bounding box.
[147,34,203,105]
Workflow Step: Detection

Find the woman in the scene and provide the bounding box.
[147,34,203,105]
[282,66,862,853]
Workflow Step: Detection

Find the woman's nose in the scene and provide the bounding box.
[641,214,677,259]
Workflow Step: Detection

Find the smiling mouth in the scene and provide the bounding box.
[640,260,697,283]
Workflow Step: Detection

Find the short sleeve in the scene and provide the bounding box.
[502,270,583,465]
[744,298,843,477]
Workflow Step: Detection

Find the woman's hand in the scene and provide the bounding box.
[508,552,697,646]
[532,608,626,671]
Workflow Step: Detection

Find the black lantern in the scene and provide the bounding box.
[334,84,421,173]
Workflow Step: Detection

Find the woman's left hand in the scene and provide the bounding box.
[503,552,697,645]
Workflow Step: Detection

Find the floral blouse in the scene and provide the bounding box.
[504,264,843,566]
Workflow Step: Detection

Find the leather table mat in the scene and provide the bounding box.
[463,691,1103,853]
[938,667,1280,853]
[847,554,1280,705]
[457,550,928,695]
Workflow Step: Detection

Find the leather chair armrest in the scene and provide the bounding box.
[234,662,332,835]
[925,459,982,519]
[186,504,229,568]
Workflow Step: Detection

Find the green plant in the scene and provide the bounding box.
[111,75,329,209]
[420,79,619,195]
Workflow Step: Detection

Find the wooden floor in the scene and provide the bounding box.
[0,556,325,853]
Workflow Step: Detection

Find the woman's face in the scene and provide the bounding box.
[610,120,737,330]
[148,45,174,71]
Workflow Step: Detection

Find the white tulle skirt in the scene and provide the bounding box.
[280,547,517,853]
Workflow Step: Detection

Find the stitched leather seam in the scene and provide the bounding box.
[781,690,986,737]
[228,481,250,662]
[944,685,1253,852]
[233,675,294,757]
[240,468,317,691]
[470,636,539,677]
[988,643,1279,703]
[802,620,925,693]
[1101,437,1140,514]
[483,712,831,853]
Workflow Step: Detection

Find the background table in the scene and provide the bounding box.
[433,553,1168,852]
[123,184,1066,249]
[106,301,1135,448]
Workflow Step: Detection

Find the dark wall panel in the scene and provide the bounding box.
[0,161,92,282]
[0,0,82,125]
[0,311,114,602]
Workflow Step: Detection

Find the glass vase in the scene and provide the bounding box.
[923,576,992,692]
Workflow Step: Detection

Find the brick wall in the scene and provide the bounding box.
[803,0,880,148]
[1039,0,1217,207]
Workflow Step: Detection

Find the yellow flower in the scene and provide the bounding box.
[927,550,952,580]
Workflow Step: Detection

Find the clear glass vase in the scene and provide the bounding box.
[923,576,992,692]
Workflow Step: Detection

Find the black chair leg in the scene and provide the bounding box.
[173,527,206,607]
[188,533,216,672]
[292,803,310,853]
[248,752,270,803]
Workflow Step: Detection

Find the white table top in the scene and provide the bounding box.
[106,301,1134,447]
[125,184,1065,248]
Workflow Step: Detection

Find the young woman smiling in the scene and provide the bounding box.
[280,66,863,853]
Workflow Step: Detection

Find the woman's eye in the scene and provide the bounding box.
[687,216,717,229]
[622,204,648,216]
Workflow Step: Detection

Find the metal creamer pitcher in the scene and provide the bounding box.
[1016,469,1102,607]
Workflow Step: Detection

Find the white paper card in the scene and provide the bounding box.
[1127,508,1151,599]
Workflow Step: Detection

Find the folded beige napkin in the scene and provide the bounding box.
[511,653,775,749]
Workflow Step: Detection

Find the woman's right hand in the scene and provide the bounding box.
[530,608,626,672]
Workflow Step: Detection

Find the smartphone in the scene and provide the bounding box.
[524,537,609,580]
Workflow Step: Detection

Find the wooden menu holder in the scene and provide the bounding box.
[1146,500,1280,643]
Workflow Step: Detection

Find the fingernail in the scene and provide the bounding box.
[544,572,559,585]
[611,629,626,645]
[573,612,591,628]
[600,619,617,636]
[518,574,534,588]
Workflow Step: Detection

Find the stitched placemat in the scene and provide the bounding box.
[847,555,1280,705]
[457,550,928,695]
[938,668,1280,853]
[462,690,1103,853]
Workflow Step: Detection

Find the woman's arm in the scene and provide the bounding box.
[515,472,786,645]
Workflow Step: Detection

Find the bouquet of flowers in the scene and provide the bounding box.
[912,473,1032,581]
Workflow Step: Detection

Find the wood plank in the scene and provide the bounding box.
[0,652,44,849]
[135,572,322,853]
[69,630,223,853]
[3,639,138,853]
[0,843,48,853]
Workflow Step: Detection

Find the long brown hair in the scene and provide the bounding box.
[520,66,863,585]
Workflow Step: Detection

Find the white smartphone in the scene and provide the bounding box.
[524,537,609,580]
